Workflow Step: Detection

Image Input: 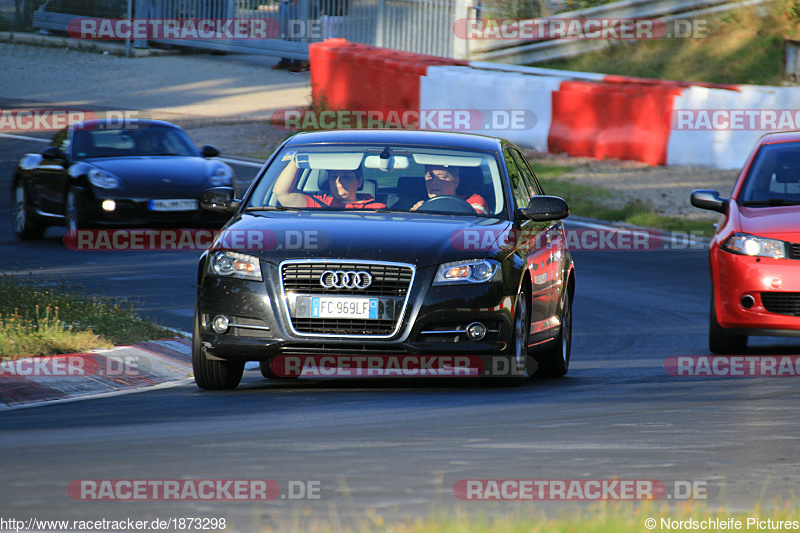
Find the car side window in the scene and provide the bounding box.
[504,148,530,210]
[509,149,543,197]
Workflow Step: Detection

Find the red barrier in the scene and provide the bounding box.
[548,81,682,165]
[310,40,468,122]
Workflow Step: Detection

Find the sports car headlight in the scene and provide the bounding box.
[722,233,786,259]
[433,259,501,285]
[208,164,233,186]
[209,251,262,281]
[87,169,120,189]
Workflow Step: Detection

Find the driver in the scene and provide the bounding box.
[411,165,488,214]
[273,157,385,209]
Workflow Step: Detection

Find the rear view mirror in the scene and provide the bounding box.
[690,189,728,213]
[519,195,569,221]
[201,187,240,214]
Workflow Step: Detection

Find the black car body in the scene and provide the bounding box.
[194,130,575,389]
[11,118,233,239]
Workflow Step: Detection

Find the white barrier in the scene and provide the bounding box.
[420,65,566,152]
[667,85,800,168]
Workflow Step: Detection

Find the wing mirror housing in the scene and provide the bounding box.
[518,195,570,222]
[201,187,240,214]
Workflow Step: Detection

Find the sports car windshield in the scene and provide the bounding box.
[71,125,199,160]
[738,143,800,206]
[246,144,506,216]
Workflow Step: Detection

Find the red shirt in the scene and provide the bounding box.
[463,193,489,215]
[305,193,386,210]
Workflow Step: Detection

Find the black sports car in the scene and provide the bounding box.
[194,129,575,389]
[11,118,233,239]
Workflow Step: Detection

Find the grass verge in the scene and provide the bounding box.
[0,275,175,359]
[533,0,798,85]
[534,164,716,236]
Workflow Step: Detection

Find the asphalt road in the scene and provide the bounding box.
[3,135,800,530]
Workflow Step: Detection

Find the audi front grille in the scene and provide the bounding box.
[280,260,415,338]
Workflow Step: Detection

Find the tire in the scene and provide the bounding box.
[709,292,746,355]
[65,186,88,232]
[192,311,244,390]
[481,285,531,387]
[534,283,572,378]
[12,180,45,240]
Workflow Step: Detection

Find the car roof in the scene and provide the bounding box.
[283,129,505,151]
[69,118,182,131]
[757,130,800,145]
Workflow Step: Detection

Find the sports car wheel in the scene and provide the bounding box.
[12,181,45,240]
[192,311,244,390]
[65,186,88,232]
[534,284,572,377]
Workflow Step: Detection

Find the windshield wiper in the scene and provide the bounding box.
[244,206,300,211]
[740,199,800,206]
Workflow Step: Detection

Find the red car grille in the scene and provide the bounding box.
[761,292,800,317]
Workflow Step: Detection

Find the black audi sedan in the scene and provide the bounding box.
[194,129,575,389]
[11,118,233,238]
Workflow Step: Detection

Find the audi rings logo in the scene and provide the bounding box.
[320,270,372,289]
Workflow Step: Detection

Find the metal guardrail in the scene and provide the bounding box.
[469,0,774,63]
[32,0,473,59]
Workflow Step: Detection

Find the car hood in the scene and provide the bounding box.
[83,157,214,195]
[736,204,800,242]
[215,212,516,268]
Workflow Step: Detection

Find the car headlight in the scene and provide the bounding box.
[87,168,120,189]
[208,164,233,187]
[433,259,501,285]
[208,251,262,281]
[722,233,786,259]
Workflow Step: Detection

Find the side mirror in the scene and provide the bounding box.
[519,195,569,222]
[201,145,220,158]
[691,189,728,213]
[200,187,240,214]
[41,146,67,161]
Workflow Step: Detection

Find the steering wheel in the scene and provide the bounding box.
[415,195,476,214]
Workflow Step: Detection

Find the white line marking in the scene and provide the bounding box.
[0,132,49,142]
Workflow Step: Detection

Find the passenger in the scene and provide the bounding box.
[411,165,488,214]
[273,158,385,209]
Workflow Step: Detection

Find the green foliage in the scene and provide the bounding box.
[0,276,174,358]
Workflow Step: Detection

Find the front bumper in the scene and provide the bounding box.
[713,249,800,335]
[196,267,519,361]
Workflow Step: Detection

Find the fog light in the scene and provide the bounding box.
[466,322,487,341]
[212,315,230,334]
[101,199,116,211]
[741,295,755,309]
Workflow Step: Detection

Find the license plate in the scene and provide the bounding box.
[311,296,379,319]
[148,199,198,211]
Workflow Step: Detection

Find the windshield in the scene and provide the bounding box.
[71,125,199,159]
[246,144,506,216]
[738,143,800,206]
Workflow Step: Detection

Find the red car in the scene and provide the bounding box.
[692,131,800,354]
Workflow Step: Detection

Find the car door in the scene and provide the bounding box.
[503,146,553,341]
[31,129,71,216]
[510,148,565,323]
